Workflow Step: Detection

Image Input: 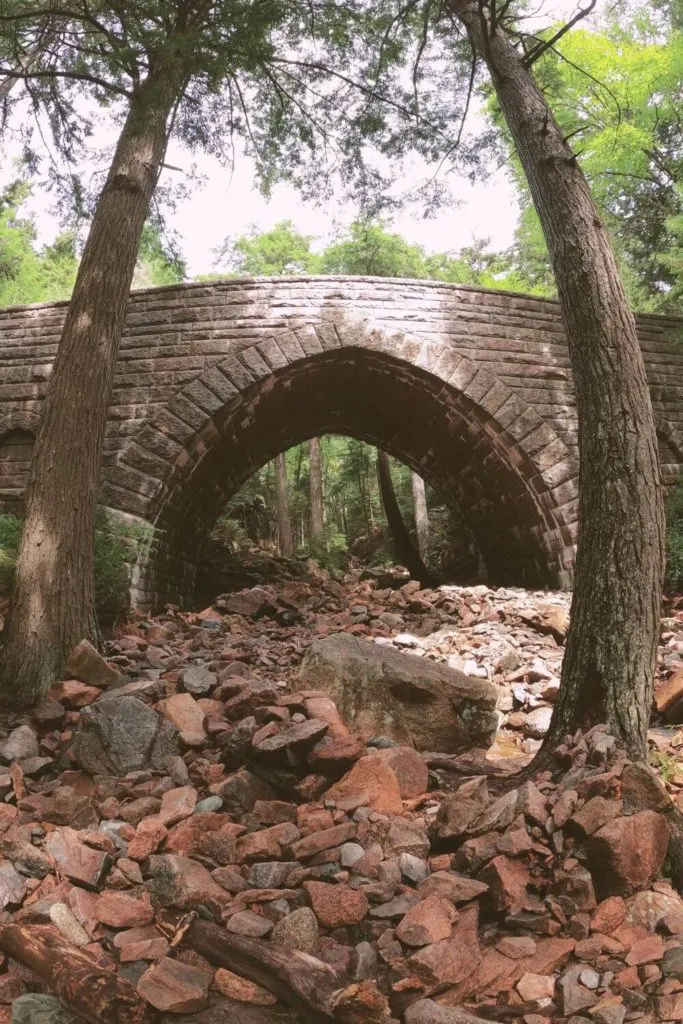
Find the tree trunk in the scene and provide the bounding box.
[377,451,436,586]
[186,919,389,1022]
[451,1,665,760]
[0,73,177,707]
[309,437,325,556]
[0,924,154,1024]
[411,471,429,560]
[275,452,294,557]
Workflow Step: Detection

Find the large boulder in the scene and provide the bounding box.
[298,633,497,753]
[73,695,179,776]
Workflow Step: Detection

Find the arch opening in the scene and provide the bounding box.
[192,438,485,601]
[111,344,577,608]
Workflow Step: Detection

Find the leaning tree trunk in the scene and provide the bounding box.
[309,437,325,557]
[0,73,178,707]
[275,452,294,557]
[377,451,436,586]
[451,0,665,760]
[411,471,429,560]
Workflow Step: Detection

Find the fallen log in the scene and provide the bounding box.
[0,923,154,1024]
[186,918,391,1022]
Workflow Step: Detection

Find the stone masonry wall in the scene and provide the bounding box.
[0,277,681,607]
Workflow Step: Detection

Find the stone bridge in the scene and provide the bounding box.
[0,277,681,608]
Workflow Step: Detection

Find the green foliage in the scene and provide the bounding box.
[0,509,152,627]
[132,223,187,289]
[649,748,679,783]
[219,221,319,277]
[321,221,428,278]
[666,481,683,593]
[210,515,252,554]
[0,181,78,306]
[489,9,683,310]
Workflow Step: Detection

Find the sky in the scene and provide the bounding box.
[1,0,604,277]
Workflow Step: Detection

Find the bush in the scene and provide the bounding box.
[210,515,252,553]
[666,481,683,594]
[0,509,153,628]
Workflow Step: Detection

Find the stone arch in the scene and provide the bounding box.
[0,412,39,515]
[108,320,579,608]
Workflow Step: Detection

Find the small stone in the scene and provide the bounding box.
[586,811,669,896]
[248,862,297,889]
[272,907,319,954]
[579,968,600,989]
[0,726,39,763]
[370,892,422,920]
[624,933,664,965]
[182,664,217,696]
[94,892,154,929]
[127,819,168,861]
[48,903,90,947]
[324,756,403,815]
[157,692,206,746]
[340,843,365,868]
[11,994,81,1023]
[417,870,488,903]
[655,668,683,714]
[589,996,626,1024]
[399,854,430,883]
[289,823,355,860]
[75,696,179,774]
[304,881,369,928]
[516,972,555,1002]
[479,855,530,912]
[50,680,102,708]
[45,828,110,890]
[370,746,428,798]
[497,936,537,959]
[225,910,273,938]
[195,796,223,813]
[523,707,553,739]
[254,718,329,754]
[0,862,26,908]
[395,896,458,948]
[568,797,622,838]
[590,896,626,934]
[65,639,121,689]
[147,854,228,911]
[435,776,490,840]
[113,925,169,962]
[158,786,197,826]
[137,957,209,1013]
[213,968,277,1005]
[557,966,599,1015]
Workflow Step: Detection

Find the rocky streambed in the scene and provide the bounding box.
[0,566,681,1023]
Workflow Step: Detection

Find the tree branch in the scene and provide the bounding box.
[521,0,597,67]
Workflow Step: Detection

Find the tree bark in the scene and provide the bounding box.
[275,452,294,556]
[0,72,178,707]
[451,1,665,760]
[309,437,325,556]
[377,451,436,586]
[186,919,389,1023]
[0,924,154,1024]
[411,471,429,560]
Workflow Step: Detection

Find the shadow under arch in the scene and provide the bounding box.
[108,321,579,608]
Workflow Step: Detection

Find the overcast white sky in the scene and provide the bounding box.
[2,0,603,276]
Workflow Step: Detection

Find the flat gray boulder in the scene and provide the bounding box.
[298,633,497,754]
[73,695,179,776]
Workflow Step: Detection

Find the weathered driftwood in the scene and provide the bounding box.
[186,918,391,1022]
[0,923,154,1024]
